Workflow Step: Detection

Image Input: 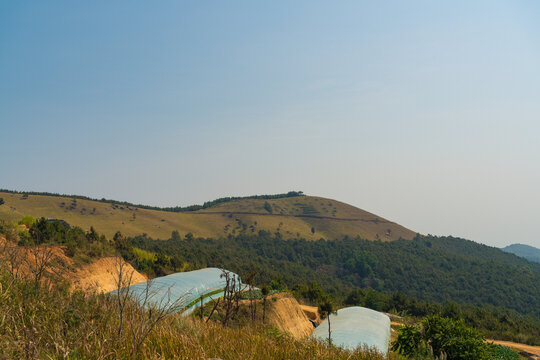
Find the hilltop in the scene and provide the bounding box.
[0,190,415,241]
[502,243,540,264]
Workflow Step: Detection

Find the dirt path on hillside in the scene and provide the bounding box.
[488,340,540,358]
[194,211,396,224]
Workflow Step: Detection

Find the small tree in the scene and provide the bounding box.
[113,231,130,253]
[127,278,185,355]
[0,230,23,280]
[303,281,325,303]
[171,230,181,242]
[318,298,337,345]
[261,284,270,323]
[243,270,257,323]
[0,240,22,279]
[18,215,35,228]
[206,296,221,323]
[86,226,99,243]
[26,245,55,288]
[114,256,135,340]
[220,269,243,325]
[263,202,272,214]
[170,254,183,272]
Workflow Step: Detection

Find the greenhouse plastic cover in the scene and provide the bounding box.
[109,267,242,314]
[310,306,391,355]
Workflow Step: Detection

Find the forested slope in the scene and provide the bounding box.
[131,233,540,318]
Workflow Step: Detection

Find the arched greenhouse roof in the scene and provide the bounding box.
[109,267,242,314]
[310,306,391,355]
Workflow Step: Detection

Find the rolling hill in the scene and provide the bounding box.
[0,191,416,241]
[502,243,540,264]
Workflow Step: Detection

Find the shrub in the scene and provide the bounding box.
[392,315,519,360]
[492,345,520,360]
[18,215,35,228]
[391,324,426,357]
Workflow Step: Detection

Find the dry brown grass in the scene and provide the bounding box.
[0,268,391,360]
[0,191,415,241]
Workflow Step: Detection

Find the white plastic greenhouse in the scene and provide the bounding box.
[310,306,391,355]
[109,267,242,315]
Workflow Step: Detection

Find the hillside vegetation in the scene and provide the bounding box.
[132,233,540,318]
[1,215,538,358]
[0,270,389,360]
[502,243,540,264]
[4,213,538,345]
[0,191,415,241]
[129,232,540,345]
[0,222,386,359]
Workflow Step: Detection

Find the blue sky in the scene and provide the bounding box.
[1,1,539,248]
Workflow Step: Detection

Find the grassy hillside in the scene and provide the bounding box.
[0,191,416,241]
[0,270,389,360]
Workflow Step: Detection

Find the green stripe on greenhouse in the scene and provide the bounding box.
[109,267,242,314]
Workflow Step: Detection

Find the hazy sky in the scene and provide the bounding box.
[1,1,539,248]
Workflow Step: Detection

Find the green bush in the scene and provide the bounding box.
[392,315,520,360]
[423,315,492,360]
[18,215,35,227]
[391,324,426,357]
[264,201,273,213]
[492,345,520,360]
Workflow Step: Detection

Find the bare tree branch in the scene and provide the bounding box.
[127,278,185,355]
[114,256,135,340]
[26,245,55,288]
[220,269,243,325]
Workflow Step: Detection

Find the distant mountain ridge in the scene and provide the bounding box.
[502,243,540,264]
[0,189,305,212]
[0,190,416,241]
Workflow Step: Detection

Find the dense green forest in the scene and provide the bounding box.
[129,232,540,316]
[0,189,304,212]
[127,231,540,345]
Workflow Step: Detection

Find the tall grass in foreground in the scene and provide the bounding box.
[0,270,391,360]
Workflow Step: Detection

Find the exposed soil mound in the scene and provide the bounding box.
[0,243,145,294]
[72,257,147,293]
[266,293,314,339]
